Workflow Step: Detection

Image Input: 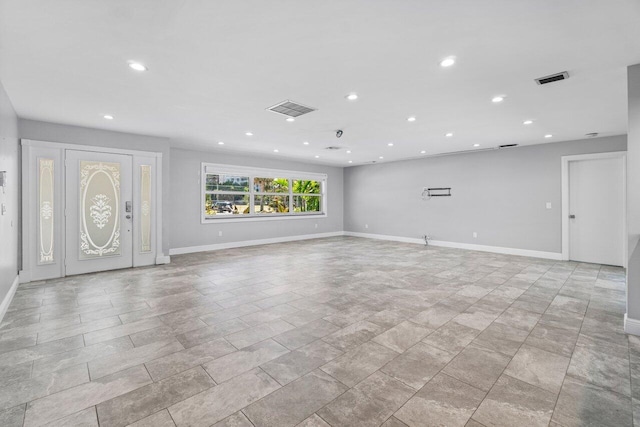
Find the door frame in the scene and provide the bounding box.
[561,151,627,266]
[20,139,166,283]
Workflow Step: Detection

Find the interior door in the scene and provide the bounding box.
[569,156,624,266]
[65,150,133,275]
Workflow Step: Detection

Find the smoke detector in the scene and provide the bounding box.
[535,71,569,85]
[266,100,317,118]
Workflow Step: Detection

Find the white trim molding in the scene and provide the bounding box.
[561,151,627,266]
[344,231,562,260]
[0,276,20,323]
[155,255,171,264]
[625,313,640,336]
[169,231,345,255]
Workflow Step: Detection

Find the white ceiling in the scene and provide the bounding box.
[1,0,640,166]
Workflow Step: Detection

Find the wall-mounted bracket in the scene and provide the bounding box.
[422,187,451,200]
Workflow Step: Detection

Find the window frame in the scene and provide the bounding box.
[201,163,327,223]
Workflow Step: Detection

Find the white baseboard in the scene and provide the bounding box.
[169,231,345,256]
[18,270,31,284]
[0,276,20,324]
[625,313,640,336]
[343,231,562,260]
[155,255,171,265]
[344,231,425,245]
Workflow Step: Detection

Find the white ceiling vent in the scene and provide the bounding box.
[535,71,569,85]
[267,100,317,118]
[324,146,342,150]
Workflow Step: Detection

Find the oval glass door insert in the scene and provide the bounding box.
[79,160,121,259]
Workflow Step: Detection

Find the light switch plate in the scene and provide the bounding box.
[1,204,6,215]
[546,202,552,209]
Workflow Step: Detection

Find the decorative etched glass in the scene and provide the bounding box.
[79,161,121,259]
[140,165,151,253]
[38,158,55,264]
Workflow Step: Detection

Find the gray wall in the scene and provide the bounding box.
[0,79,19,307]
[169,147,344,251]
[628,64,640,320]
[344,135,627,254]
[19,119,172,254]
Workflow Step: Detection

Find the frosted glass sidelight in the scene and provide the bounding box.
[38,158,55,264]
[140,165,151,253]
[79,160,121,259]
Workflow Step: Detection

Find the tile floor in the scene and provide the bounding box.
[0,236,635,426]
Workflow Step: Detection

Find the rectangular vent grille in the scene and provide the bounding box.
[535,71,569,85]
[267,100,317,118]
[499,144,518,148]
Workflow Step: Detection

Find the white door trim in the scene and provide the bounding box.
[22,139,163,159]
[20,139,165,283]
[561,151,627,266]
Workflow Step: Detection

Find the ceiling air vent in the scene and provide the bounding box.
[499,144,518,148]
[535,71,569,85]
[267,100,317,118]
[324,146,342,150]
[585,132,599,138]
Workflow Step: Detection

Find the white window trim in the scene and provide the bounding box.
[201,162,328,223]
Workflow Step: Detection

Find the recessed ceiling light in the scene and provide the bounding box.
[273,149,279,152]
[286,117,295,122]
[545,134,553,138]
[218,141,224,145]
[407,116,416,122]
[523,120,533,125]
[103,115,114,120]
[445,133,453,137]
[420,150,426,154]
[245,132,253,136]
[346,150,352,154]
[346,93,358,101]
[388,143,394,147]
[440,56,456,67]
[473,143,481,147]
[379,156,384,159]
[315,155,320,158]
[492,96,504,103]
[348,160,353,164]
[303,141,309,145]
[128,62,147,72]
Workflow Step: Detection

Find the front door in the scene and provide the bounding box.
[568,156,624,266]
[65,150,133,275]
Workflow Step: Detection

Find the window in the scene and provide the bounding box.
[202,163,326,221]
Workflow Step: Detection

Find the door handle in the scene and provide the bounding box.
[125,201,132,213]
[569,214,576,219]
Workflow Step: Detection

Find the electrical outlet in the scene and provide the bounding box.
[365,224,369,229]
[473,232,478,238]
[218,231,223,237]
[546,202,552,209]
[1,204,5,215]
